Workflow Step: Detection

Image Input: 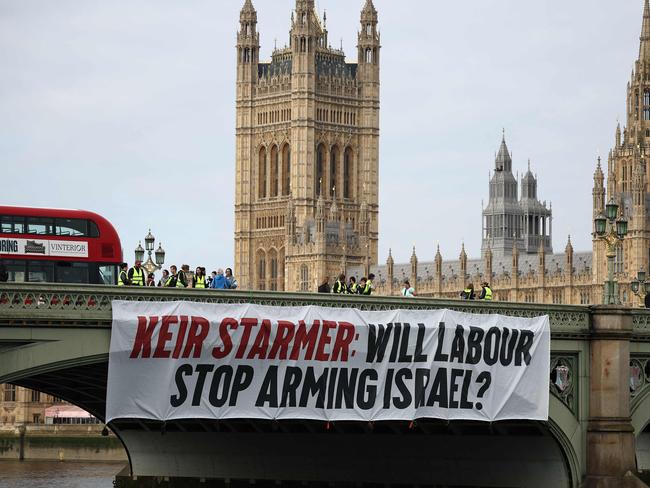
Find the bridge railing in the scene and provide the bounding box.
[0,282,592,337]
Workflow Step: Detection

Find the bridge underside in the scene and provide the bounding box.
[9,361,573,487]
[111,419,570,488]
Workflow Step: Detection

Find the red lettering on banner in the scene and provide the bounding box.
[130,316,158,359]
[153,315,179,358]
[290,320,320,360]
[212,318,238,359]
[247,319,272,359]
[315,320,337,361]
[268,321,296,360]
[171,316,189,359]
[331,321,355,361]
[182,316,210,358]
[236,318,258,358]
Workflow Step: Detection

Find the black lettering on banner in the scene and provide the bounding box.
[414,324,428,362]
[427,368,448,408]
[393,368,412,409]
[414,368,430,408]
[515,330,535,366]
[299,367,328,408]
[449,325,465,363]
[335,368,358,408]
[460,369,474,409]
[193,364,215,406]
[389,324,401,363]
[434,323,449,362]
[383,368,394,409]
[256,366,279,407]
[484,327,500,366]
[357,369,377,410]
[465,326,484,365]
[366,324,393,362]
[499,328,518,366]
[398,324,413,363]
[449,368,464,408]
[230,365,254,406]
[209,366,233,407]
[170,364,193,407]
[280,367,303,408]
[326,368,339,409]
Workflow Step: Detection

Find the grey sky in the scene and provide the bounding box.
[0,0,642,273]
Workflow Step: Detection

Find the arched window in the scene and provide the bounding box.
[269,249,278,291]
[316,144,326,197]
[257,250,266,290]
[270,145,279,197]
[330,146,339,197]
[343,147,353,199]
[300,264,309,292]
[258,147,267,199]
[282,144,291,196]
[278,248,285,291]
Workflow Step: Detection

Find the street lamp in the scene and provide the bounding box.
[594,199,628,305]
[134,230,166,277]
[630,268,650,307]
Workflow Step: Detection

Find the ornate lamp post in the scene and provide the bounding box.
[594,199,628,305]
[630,268,650,307]
[134,230,166,277]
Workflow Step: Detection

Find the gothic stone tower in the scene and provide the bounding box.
[482,134,552,259]
[234,0,380,291]
[593,0,650,293]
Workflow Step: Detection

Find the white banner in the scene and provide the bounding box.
[106,301,550,423]
[0,237,88,258]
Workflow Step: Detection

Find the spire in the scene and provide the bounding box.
[387,248,394,266]
[362,0,377,14]
[641,0,650,60]
[565,235,574,254]
[411,246,418,263]
[495,132,512,173]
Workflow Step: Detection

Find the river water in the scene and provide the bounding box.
[0,460,124,488]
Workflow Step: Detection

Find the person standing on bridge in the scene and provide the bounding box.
[165,265,186,288]
[461,283,475,300]
[479,281,493,301]
[117,263,129,286]
[193,267,207,289]
[157,269,169,287]
[362,274,375,295]
[128,260,145,286]
[333,274,348,294]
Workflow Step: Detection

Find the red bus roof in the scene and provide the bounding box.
[0,205,123,263]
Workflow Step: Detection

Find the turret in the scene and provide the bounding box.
[386,249,394,295]
[484,243,493,283]
[410,246,418,291]
[593,157,605,219]
[565,235,574,277]
[237,0,259,82]
[459,243,468,283]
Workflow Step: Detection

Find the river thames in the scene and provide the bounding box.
[0,460,124,488]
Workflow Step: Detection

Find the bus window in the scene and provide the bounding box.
[89,221,100,238]
[27,261,54,283]
[54,219,88,237]
[98,265,117,285]
[27,217,54,235]
[3,261,26,282]
[1,216,25,234]
[56,262,89,283]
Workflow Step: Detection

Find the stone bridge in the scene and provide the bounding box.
[1,282,650,488]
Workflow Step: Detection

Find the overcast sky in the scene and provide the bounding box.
[0,0,644,273]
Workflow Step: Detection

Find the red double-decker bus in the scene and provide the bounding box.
[0,206,123,285]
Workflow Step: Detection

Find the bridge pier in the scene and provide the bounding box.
[586,307,642,488]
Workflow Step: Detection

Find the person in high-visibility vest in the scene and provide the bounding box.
[117,263,129,286]
[362,274,375,295]
[460,283,475,300]
[165,265,182,288]
[333,274,348,294]
[479,282,493,301]
[128,260,145,286]
[193,267,207,289]
[347,277,358,294]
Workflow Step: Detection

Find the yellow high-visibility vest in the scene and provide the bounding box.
[195,276,206,288]
[131,268,144,286]
[118,270,128,286]
[483,287,493,301]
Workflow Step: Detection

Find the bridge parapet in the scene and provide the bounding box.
[0,283,591,337]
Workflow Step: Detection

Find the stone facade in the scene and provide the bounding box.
[234,0,380,292]
[361,1,650,307]
[0,385,59,429]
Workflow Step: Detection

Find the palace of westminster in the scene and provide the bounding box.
[234,0,650,307]
[3,0,650,428]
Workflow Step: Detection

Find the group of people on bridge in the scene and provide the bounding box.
[460,282,493,301]
[118,261,238,290]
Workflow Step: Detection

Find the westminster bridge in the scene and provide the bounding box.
[1,283,650,488]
